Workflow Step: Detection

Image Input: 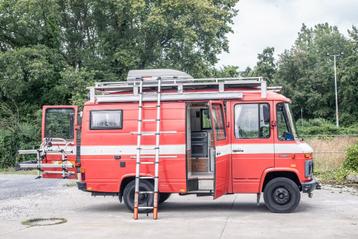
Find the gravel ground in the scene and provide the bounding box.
[0,174,357,239]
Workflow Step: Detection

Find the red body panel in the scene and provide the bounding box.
[80,102,186,193]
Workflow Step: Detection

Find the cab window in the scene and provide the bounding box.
[234,104,270,139]
[276,103,296,141]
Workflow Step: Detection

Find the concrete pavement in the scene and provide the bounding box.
[0,175,357,239]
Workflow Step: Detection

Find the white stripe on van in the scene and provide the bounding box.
[78,142,312,156]
[80,145,186,156]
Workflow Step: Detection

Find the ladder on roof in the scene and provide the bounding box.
[133,77,162,220]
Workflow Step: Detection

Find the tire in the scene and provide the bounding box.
[263,177,301,213]
[159,193,171,204]
[123,180,154,213]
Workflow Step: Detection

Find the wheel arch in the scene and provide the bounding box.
[260,168,301,192]
[118,175,135,202]
[118,174,154,202]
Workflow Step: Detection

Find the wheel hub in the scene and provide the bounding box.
[273,187,290,205]
[129,187,150,206]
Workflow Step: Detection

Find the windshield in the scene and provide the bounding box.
[276,103,297,141]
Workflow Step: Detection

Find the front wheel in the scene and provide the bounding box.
[263,177,301,213]
[123,180,154,213]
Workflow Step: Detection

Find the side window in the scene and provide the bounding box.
[234,104,270,139]
[201,109,211,129]
[211,104,226,140]
[90,110,123,130]
[45,108,75,140]
[276,103,295,141]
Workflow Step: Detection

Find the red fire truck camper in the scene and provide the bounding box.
[18,69,320,219]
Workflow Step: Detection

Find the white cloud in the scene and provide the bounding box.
[218,0,358,69]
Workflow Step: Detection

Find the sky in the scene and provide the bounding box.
[218,0,358,69]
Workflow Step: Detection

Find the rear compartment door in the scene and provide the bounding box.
[209,101,230,199]
[41,105,79,179]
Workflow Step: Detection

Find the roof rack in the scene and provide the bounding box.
[88,69,269,103]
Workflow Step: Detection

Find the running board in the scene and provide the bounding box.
[180,191,213,196]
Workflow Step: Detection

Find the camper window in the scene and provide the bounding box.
[90,110,123,130]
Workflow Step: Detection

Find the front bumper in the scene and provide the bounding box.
[302,178,321,193]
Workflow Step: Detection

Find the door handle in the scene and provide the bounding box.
[233,149,244,153]
[114,155,121,160]
[278,154,289,158]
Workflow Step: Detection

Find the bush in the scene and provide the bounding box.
[0,122,40,168]
[344,143,358,171]
[296,118,358,137]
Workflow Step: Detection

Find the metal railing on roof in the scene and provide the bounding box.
[88,69,272,103]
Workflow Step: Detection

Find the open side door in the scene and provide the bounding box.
[40,105,79,179]
[209,101,230,199]
[18,105,79,179]
[18,105,80,179]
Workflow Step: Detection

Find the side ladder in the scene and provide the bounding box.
[133,77,162,220]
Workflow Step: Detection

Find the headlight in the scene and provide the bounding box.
[305,160,313,178]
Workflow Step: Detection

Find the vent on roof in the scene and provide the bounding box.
[127,69,193,81]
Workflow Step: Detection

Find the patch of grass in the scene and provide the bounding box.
[315,168,351,184]
[306,136,358,172]
[305,136,358,185]
[0,167,37,175]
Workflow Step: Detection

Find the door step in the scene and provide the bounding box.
[180,190,213,196]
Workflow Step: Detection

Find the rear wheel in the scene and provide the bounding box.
[123,180,153,213]
[159,193,171,204]
[263,177,300,213]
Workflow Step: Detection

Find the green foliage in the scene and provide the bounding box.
[315,167,351,184]
[4,0,237,79]
[0,0,239,168]
[253,47,276,83]
[274,23,355,125]
[0,0,61,50]
[344,143,358,171]
[211,65,239,77]
[297,118,358,136]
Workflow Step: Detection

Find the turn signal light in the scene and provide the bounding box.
[304,153,312,159]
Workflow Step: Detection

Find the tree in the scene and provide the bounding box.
[339,26,358,125]
[0,0,61,50]
[55,0,239,79]
[212,65,239,77]
[275,23,351,122]
[0,0,240,168]
[253,47,276,83]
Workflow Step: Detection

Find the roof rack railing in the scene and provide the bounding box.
[88,69,272,103]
